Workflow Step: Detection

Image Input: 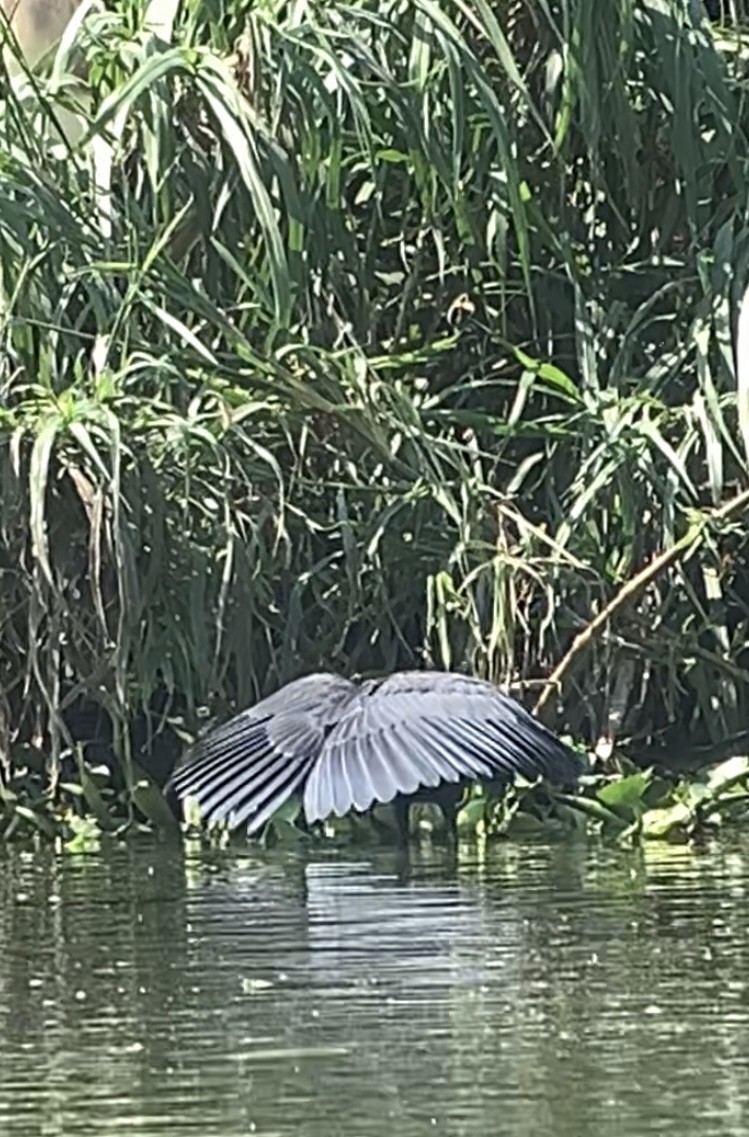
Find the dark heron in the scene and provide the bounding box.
[167,670,583,843]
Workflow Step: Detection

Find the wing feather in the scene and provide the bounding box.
[350,732,401,812]
[229,754,317,834]
[197,745,285,818]
[395,722,458,786]
[371,725,423,794]
[178,725,271,798]
[416,719,499,780]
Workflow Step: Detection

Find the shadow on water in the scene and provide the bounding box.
[1,835,749,1135]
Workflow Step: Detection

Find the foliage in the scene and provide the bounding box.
[2,0,749,842]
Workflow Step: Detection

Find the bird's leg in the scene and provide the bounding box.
[434,781,463,846]
[393,796,411,846]
[439,799,458,848]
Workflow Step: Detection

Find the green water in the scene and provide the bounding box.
[1,837,749,1136]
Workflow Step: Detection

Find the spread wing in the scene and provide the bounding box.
[303,671,583,823]
[168,673,357,833]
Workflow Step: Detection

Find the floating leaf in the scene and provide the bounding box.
[641,803,693,841]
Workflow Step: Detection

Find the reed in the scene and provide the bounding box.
[1,0,748,841]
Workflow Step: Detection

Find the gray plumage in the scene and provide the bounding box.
[168,670,583,839]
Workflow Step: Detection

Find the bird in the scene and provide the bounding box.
[167,670,584,844]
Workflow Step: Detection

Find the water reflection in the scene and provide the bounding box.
[1,837,748,1135]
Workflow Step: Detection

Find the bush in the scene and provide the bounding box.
[2,0,749,838]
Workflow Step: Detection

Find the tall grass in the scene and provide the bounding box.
[2,0,749,835]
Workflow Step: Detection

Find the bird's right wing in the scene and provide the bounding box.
[303,671,583,824]
[168,673,357,834]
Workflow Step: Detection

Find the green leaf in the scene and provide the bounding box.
[597,771,653,819]
[457,796,487,831]
[130,763,180,831]
[74,747,118,832]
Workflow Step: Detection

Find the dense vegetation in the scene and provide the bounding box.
[2,0,749,846]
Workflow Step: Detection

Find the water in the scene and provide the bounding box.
[1,836,749,1137]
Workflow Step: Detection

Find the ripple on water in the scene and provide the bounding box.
[0,838,748,1136]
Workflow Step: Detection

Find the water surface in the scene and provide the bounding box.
[1,836,748,1136]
